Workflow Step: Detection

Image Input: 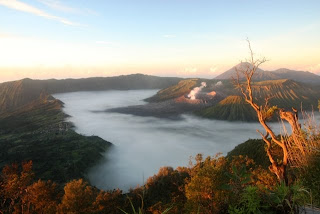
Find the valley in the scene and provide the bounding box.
[1,67,319,187]
[54,89,275,190]
[1,1,320,211]
[0,68,320,210]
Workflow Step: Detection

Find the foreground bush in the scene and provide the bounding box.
[0,153,318,213]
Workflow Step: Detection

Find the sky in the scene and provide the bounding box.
[0,0,320,82]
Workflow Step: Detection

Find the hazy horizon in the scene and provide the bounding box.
[1,65,320,84]
[1,0,320,82]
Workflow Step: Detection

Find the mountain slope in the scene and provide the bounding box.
[215,62,279,81]
[196,96,257,121]
[0,79,47,113]
[272,68,320,84]
[0,74,182,114]
[251,79,319,109]
[145,79,198,102]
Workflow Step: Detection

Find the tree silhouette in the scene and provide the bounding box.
[233,40,314,184]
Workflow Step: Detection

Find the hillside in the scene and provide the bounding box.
[0,79,47,114]
[145,79,198,102]
[0,74,181,114]
[196,96,257,121]
[0,94,112,183]
[197,79,319,121]
[227,138,269,168]
[251,79,319,109]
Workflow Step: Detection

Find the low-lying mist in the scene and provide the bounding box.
[54,90,291,191]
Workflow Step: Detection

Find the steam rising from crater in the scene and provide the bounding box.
[215,81,223,86]
[188,82,207,100]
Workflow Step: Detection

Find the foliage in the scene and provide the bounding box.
[228,186,263,214]
[144,166,189,213]
[185,154,229,213]
[58,179,97,213]
[296,157,320,206]
[0,152,317,213]
[94,189,124,213]
[0,162,126,214]
[22,180,59,214]
[119,196,172,214]
[227,139,270,168]
[0,161,35,213]
[267,182,310,214]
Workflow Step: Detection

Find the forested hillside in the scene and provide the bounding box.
[0,94,112,183]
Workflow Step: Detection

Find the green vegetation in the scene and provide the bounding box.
[0,95,111,184]
[227,139,269,168]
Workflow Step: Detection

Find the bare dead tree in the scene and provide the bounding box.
[233,39,304,184]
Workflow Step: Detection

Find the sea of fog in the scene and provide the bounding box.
[54,90,306,191]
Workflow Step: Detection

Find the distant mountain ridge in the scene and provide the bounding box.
[215,62,320,84]
[1,69,320,121]
[0,74,182,114]
[215,62,279,81]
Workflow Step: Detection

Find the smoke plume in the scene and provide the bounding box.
[215,81,223,86]
[188,82,207,100]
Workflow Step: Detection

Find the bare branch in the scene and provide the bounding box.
[234,39,290,183]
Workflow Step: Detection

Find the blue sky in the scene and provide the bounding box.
[0,0,319,81]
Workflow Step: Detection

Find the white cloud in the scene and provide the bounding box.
[0,0,79,26]
[37,0,77,13]
[37,0,98,16]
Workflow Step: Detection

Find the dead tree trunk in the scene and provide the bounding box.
[233,40,302,184]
